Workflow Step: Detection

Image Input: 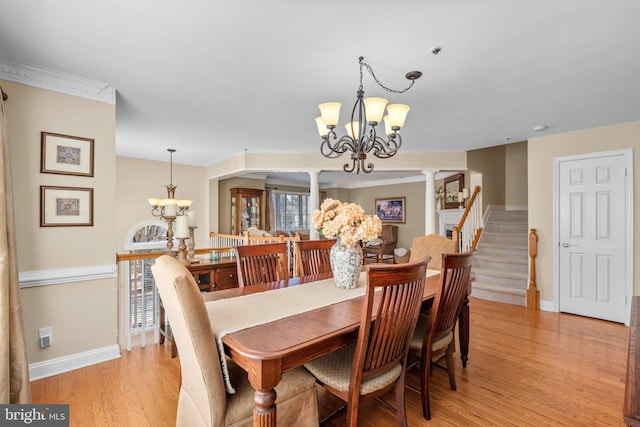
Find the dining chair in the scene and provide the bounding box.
[235,242,289,287]
[409,233,458,271]
[304,257,431,427]
[151,255,319,427]
[407,251,474,420]
[296,239,336,282]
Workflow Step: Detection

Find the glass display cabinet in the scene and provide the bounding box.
[230,187,263,235]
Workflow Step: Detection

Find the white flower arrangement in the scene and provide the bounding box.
[312,198,382,248]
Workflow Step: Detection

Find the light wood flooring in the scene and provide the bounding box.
[32,297,629,426]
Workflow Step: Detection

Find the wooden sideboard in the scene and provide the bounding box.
[187,257,238,292]
[160,256,239,357]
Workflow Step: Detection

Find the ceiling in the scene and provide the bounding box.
[1,1,640,187]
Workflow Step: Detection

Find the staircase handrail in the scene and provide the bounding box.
[452,185,483,253]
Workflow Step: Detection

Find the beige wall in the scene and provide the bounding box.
[528,120,640,302]
[116,156,209,251]
[349,181,425,250]
[3,80,118,363]
[467,145,506,212]
[218,177,265,234]
[505,141,528,207]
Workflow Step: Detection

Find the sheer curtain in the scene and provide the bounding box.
[0,90,31,403]
[264,187,274,232]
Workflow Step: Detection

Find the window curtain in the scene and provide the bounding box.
[264,187,274,232]
[0,91,31,403]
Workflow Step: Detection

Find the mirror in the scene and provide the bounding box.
[444,173,464,209]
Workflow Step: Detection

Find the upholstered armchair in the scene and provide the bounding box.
[409,233,458,271]
[363,224,398,263]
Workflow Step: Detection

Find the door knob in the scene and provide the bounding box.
[562,243,573,248]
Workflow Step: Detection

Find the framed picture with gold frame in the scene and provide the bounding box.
[374,197,406,224]
[41,131,94,177]
[40,186,94,227]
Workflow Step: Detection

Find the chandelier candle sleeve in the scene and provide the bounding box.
[175,216,189,238]
[164,200,177,217]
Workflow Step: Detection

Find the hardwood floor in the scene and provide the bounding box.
[32,297,629,426]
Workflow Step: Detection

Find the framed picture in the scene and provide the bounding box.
[40,186,94,227]
[444,173,464,209]
[41,132,94,177]
[374,197,406,224]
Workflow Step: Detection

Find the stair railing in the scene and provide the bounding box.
[452,185,483,253]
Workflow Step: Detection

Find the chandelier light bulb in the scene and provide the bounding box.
[363,97,388,124]
[345,121,360,140]
[386,104,410,129]
[315,117,329,136]
[318,102,342,127]
[382,115,393,136]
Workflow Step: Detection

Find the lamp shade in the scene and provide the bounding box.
[363,97,388,123]
[345,121,360,140]
[386,104,410,129]
[148,198,162,207]
[315,117,329,136]
[382,115,393,136]
[177,199,192,208]
[318,102,342,127]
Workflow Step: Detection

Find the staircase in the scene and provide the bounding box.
[471,209,528,306]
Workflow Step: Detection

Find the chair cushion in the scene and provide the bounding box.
[304,343,402,395]
[410,313,454,355]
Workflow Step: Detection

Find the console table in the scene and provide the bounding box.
[160,256,239,357]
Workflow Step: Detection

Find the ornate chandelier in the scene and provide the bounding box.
[315,56,422,174]
[147,149,193,254]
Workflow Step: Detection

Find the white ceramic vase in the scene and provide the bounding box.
[330,237,363,289]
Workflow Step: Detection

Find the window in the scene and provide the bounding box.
[123,220,168,349]
[272,191,310,230]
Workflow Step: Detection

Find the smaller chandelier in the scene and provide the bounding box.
[315,56,422,174]
[147,148,192,252]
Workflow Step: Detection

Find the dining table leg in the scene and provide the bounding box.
[253,388,277,426]
[247,362,280,427]
[459,293,470,367]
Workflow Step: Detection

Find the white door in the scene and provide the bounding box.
[557,151,630,323]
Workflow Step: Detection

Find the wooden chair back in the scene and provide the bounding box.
[409,233,458,270]
[348,258,430,421]
[296,239,335,281]
[429,251,474,345]
[235,242,289,287]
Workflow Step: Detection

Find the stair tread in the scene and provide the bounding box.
[474,254,527,265]
[472,282,527,295]
[473,268,527,280]
[477,242,527,249]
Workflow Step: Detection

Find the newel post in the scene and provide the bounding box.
[526,228,540,310]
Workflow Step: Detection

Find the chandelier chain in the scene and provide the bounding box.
[359,58,416,94]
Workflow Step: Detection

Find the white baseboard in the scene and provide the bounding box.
[539,300,555,312]
[29,344,121,381]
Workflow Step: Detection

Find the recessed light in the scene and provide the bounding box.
[533,125,548,132]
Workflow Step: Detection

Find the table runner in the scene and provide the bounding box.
[205,269,440,393]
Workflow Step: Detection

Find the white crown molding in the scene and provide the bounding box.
[0,57,115,104]
[343,174,425,189]
[29,345,121,380]
[19,264,117,288]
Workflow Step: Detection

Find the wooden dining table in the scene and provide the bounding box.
[202,272,470,427]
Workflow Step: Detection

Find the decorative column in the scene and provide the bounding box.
[308,170,320,240]
[422,170,437,235]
